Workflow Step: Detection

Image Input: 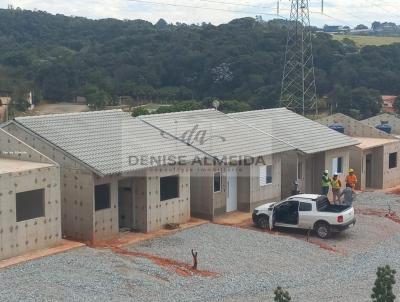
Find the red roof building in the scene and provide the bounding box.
[382,95,398,113]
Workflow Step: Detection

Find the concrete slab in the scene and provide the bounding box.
[212,211,252,227]
[353,136,400,149]
[91,218,208,249]
[0,240,85,269]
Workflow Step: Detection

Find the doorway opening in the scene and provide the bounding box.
[366,154,372,188]
[118,178,135,231]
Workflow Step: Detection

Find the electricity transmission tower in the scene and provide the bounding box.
[280,0,318,115]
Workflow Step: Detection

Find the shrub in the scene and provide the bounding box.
[371,265,396,302]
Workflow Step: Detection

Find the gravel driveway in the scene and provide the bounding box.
[1,192,400,302]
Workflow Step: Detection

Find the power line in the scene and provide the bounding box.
[198,0,276,10]
[128,0,285,18]
[319,6,374,25]
[319,12,351,25]
[327,0,400,22]
[366,0,400,19]
[128,0,400,28]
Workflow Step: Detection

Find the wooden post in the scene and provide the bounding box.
[191,249,198,270]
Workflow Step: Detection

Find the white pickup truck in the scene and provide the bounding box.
[252,194,356,239]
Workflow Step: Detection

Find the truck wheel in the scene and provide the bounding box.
[315,222,330,239]
[257,215,269,229]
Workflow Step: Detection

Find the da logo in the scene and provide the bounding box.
[161,124,226,146]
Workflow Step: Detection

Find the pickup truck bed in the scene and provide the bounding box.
[319,204,351,213]
[317,197,350,213]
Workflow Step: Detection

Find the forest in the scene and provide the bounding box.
[1,8,400,118]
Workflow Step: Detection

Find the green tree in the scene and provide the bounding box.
[10,86,30,112]
[371,265,396,302]
[355,24,368,30]
[219,100,251,113]
[82,84,111,109]
[1,9,400,115]
[351,87,381,119]
[274,286,291,302]
[332,85,381,119]
[155,18,168,29]
[132,106,150,117]
[155,100,204,114]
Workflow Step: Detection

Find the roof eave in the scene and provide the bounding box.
[300,141,360,155]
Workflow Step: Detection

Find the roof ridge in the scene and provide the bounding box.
[361,113,397,121]
[15,109,125,120]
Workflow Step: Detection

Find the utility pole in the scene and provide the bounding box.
[280,0,318,116]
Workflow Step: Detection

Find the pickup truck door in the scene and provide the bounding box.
[269,207,276,230]
[297,201,314,229]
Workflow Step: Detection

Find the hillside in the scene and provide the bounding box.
[333,34,400,47]
[1,8,400,118]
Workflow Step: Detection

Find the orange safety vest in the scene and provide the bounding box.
[346,174,357,188]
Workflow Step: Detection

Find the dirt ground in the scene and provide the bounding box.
[18,102,89,116]
[213,199,400,256]
[1,192,400,301]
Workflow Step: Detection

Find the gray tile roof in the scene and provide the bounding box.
[229,108,359,154]
[361,113,400,134]
[13,110,204,176]
[140,109,295,159]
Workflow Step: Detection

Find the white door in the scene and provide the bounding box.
[226,168,238,212]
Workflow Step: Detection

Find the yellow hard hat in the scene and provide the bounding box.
[349,169,354,173]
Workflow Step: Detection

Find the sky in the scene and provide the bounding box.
[1,0,400,27]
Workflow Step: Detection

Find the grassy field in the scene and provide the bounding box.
[333,34,400,47]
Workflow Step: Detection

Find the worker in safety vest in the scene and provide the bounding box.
[345,169,358,191]
[331,173,342,204]
[321,170,331,196]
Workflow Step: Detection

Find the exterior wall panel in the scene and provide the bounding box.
[93,174,118,241]
[0,166,61,260]
[382,143,400,189]
[247,154,282,211]
[145,166,191,233]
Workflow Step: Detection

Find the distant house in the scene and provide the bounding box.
[381,95,398,113]
[0,129,61,260]
[323,25,350,33]
[362,113,400,136]
[72,96,87,104]
[373,22,398,32]
[318,113,400,190]
[0,96,11,106]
